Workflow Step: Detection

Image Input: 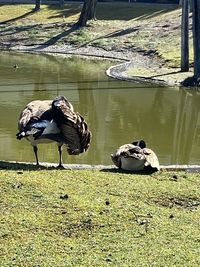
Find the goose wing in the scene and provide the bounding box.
[143,148,160,170]
[52,96,91,155]
[16,100,52,139]
[111,144,142,167]
[111,144,146,171]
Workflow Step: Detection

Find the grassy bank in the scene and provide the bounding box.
[0,3,193,67]
[1,168,200,266]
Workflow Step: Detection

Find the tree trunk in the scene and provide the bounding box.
[88,0,97,20]
[77,0,97,27]
[34,0,41,11]
[59,0,65,7]
[181,0,189,72]
[192,0,200,77]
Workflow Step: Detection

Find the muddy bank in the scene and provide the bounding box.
[4,43,134,61]
[106,61,168,86]
[106,61,195,87]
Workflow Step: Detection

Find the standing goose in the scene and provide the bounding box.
[16,96,91,167]
[111,140,159,172]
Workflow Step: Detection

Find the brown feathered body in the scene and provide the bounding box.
[51,96,91,155]
[111,143,159,172]
[16,96,91,165]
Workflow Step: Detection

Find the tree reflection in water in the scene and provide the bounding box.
[172,89,200,164]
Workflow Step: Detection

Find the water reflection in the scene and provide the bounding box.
[172,89,200,164]
[0,52,199,165]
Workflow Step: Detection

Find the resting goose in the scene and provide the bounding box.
[111,140,160,172]
[16,96,91,167]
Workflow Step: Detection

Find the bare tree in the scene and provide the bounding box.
[192,0,200,78]
[182,0,200,86]
[34,0,41,11]
[59,0,65,7]
[77,0,97,27]
[181,0,189,72]
[88,0,97,20]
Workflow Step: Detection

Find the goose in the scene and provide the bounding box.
[16,96,91,167]
[111,140,160,172]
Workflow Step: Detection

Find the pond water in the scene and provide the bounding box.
[0,52,199,166]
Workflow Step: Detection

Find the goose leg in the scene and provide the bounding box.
[58,145,63,167]
[33,146,39,165]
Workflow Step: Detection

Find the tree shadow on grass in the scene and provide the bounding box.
[0,24,39,36]
[31,22,129,51]
[71,26,140,50]
[0,161,158,174]
[0,9,36,25]
[100,167,158,175]
[0,160,57,171]
[96,4,178,21]
[150,70,182,79]
[134,9,175,21]
[103,27,139,38]
[47,4,81,20]
[33,24,79,50]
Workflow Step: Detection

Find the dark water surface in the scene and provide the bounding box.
[0,52,199,165]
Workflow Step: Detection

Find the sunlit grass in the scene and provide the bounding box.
[1,168,200,266]
[0,4,81,24]
[0,3,177,24]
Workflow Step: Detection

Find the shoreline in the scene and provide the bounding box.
[1,44,133,61]
[1,160,200,172]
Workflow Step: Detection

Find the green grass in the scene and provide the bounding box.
[0,4,81,24]
[0,3,176,24]
[1,168,200,266]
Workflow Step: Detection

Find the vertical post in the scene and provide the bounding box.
[192,0,200,77]
[181,0,189,72]
[34,0,41,11]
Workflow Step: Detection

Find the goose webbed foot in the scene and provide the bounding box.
[56,164,65,169]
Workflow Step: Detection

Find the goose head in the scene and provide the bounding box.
[132,139,146,149]
[52,96,74,112]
